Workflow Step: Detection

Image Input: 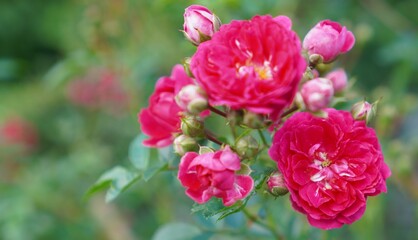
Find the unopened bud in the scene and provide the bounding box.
[183,5,221,45]
[267,172,288,197]
[176,85,208,115]
[243,111,264,129]
[235,136,259,159]
[173,135,199,156]
[325,68,348,93]
[301,78,334,112]
[183,58,194,78]
[308,54,323,68]
[181,116,205,138]
[351,100,376,123]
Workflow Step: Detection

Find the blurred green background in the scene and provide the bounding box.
[0,0,417,239]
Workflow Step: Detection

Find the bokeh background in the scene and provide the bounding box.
[1,0,417,239]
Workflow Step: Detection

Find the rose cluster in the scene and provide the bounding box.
[138,5,390,230]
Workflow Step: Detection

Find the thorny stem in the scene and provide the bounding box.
[280,105,299,118]
[208,105,227,118]
[242,208,284,240]
[258,129,270,148]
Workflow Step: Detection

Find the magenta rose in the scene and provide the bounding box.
[190,15,306,121]
[268,109,390,229]
[138,65,193,147]
[303,20,355,63]
[178,146,254,206]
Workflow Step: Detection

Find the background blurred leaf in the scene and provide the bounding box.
[129,133,150,171]
[152,222,201,240]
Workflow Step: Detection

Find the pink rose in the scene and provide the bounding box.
[178,146,254,206]
[301,78,334,112]
[268,109,391,229]
[326,68,348,92]
[303,20,355,63]
[183,5,220,45]
[190,15,306,121]
[138,65,193,147]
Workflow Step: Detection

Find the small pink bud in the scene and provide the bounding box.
[267,172,288,197]
[303,20,355,63]
[301,78,334,112]
[326,68,348,92]
[351,100,375,123]
[175,85,208,115]
[183,5,221,45]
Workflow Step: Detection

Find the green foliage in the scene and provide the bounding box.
[152,222,202,240]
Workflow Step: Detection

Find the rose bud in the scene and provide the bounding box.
[303,20,355,63]
[267,172,288,197]
[351,100,375,123]
[301,78,334,112]
[180,115,205,138]
[326,68,348,93]
[183,5,221,45]
[175,85,208,115]
[235,135,259,159]
[173,134,199,156]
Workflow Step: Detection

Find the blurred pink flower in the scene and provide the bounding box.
[0,117,38,153]
[326,68,348,92]
[191,15,306,121]
[303,20,355,63]
[269,109,391,229]
[67,69,129,113]
[178,146,254,206]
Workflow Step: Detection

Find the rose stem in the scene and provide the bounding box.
[205,130,224,146]
[242,208,284,240]
[208,105,227,118]
[280,105,299,118]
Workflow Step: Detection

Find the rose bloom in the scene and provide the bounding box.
[190,15,306,120]
[138,65,193,147]
[269,109,390,229]
[303,20,355,63]
[178,146,254,206]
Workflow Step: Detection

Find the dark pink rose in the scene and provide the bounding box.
[178,146,254,206]
[269,109,390,229]
[190,15,306,121]
[138,65,193,147]
[183,5,220,45]
[303,20,355,63]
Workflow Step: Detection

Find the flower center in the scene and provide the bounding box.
[237,61,274,81]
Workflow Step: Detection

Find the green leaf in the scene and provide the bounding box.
[152,222,201,240]
[129,134,150,171]
[85,166,141,202]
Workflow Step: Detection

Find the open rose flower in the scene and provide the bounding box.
[178,146,254,206]
[303,20,355,63]
[269,109,390,229]
[191,15,306,121]
[138,65,193,147]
